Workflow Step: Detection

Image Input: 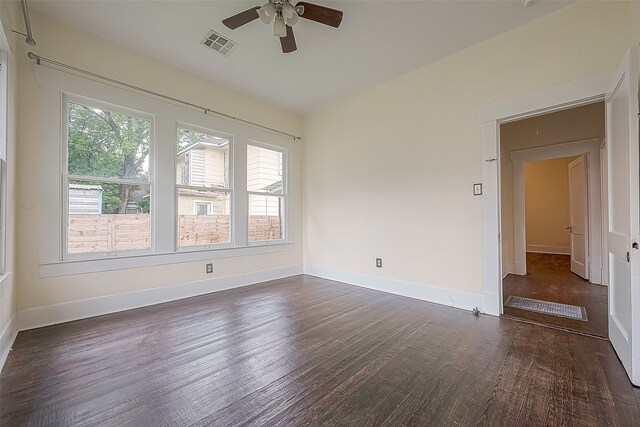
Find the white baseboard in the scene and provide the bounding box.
[526,245,570,255]
[513,260,527,276]
[304,265,484,313]
[502,261,515,279]
[0,315,17,373]
[483,292,501,317]
[17,264,302,331]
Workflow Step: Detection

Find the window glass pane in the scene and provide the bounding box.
[177,188,230,247]
[177,128,229,188]
[248,194,283,241]
[247,145,283,194]
[67,179,151,254]
[0,160,4,273]
[67,102,150,181]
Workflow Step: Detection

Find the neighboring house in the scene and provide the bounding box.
[247,144,282,216]
[68,183,103,214]
[176,139,230,216]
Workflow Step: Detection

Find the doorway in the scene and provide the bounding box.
[499,104,607,337]
[481,48,640,386]
[499,110,608,337]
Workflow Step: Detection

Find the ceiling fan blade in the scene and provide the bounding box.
[296,2,343,28]
[222,6,261,29]
[280,25,297,53]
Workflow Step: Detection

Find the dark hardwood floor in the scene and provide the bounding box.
[1,274,638,426]
[503,252,609,337]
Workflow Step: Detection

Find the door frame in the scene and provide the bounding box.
[510,139,603,283]
[480,70,613,316]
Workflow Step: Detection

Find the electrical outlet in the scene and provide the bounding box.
[473,183,483,196]
[206,263,214,274]
[376,258,382,268]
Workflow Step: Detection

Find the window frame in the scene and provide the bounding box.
[0,50,7,275]
[35,65,295,277]
[175,122,234,252]
[246,140,288,245]
[193,201,212,216]
[61,93,156,260]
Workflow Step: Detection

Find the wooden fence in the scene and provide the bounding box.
[68,214,281,253]
[178,215,230,246]
[67,214,150,253]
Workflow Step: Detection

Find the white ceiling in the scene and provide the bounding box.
[30,1,572,114]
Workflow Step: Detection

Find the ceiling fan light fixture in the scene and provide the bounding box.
[258,2,275,24]
[274,15,287,37]
[282,3,298,26]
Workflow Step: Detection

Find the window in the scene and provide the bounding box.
[194,201,212,216]
[0,160,5,274]
[247,144,285,242]
[0,51,6,273]
[65,100,152,256]
[38,66,295,272]
[176,126,232,248]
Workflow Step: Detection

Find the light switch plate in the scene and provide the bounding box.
[473,183,483,196]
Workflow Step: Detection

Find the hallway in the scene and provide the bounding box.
[502,253,608,337]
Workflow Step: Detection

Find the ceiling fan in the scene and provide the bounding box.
[222,1,343,53]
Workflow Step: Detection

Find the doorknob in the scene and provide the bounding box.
[565,225,573,231]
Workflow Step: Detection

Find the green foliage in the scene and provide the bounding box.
[177,128,208,152]
[100,182,123,214]
[137,194,150,213]
[68,103,150,213]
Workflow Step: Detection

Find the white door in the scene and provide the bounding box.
[606,46,640,386]
[568,155,589,279]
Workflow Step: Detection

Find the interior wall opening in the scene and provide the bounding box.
[499,102,608,337]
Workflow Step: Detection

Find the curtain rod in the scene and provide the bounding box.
[21,0,36,46]
[27,52,302,141]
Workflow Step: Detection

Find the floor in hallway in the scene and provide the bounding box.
[503,252,608,337]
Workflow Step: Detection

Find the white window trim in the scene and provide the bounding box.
[193,200,212,215]
[0,50,8,275]
[34,64,296,276]
[62,94,156,260]
[175,122,235,252]
[246,140,288,245]
[0,50,7,162]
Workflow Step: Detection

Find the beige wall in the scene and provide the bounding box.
[501,102,605,273]
[524,157,579,254]
[303,2,631,296]
[15,11,303,311]
[0,1,19,347]
[6,1,640,322]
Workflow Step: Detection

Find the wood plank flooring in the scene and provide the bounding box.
[503,253,609,337]
[1,274,639,426]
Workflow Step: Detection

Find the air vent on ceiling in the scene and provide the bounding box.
[202,30,237,56]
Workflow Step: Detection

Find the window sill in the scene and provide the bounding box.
[39,243,294,278]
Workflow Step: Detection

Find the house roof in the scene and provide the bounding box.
[69,184,103,191]
[261,180,283,194]
[177,138,229,156]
